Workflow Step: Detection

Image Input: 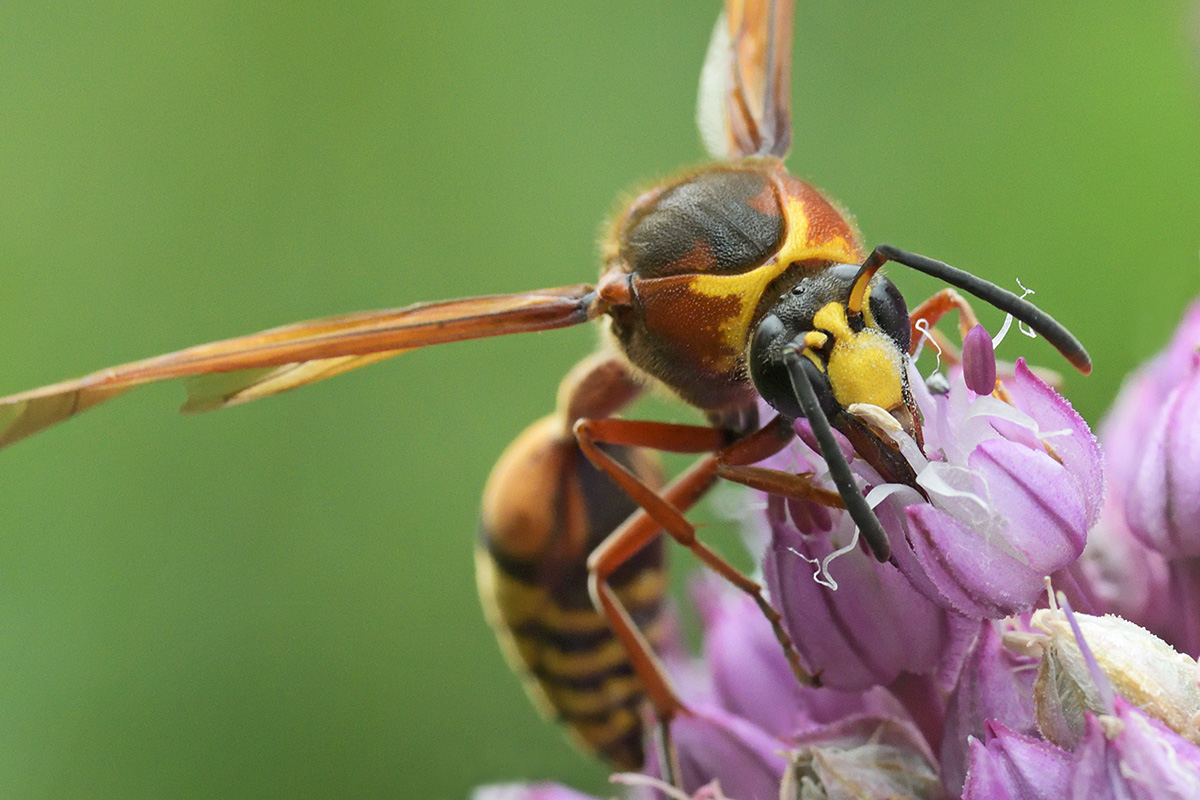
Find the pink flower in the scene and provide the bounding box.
[1093,297,1200,654]
[962,722,1072,800]
[753,344,1102,695]
[898,359,1102,618]
[940,619,1039,796]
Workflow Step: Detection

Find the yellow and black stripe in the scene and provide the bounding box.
[477,415,665,769]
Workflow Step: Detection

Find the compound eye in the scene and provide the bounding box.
[749,315,802,419]
[867,276,910,353]
[748,315,839,421]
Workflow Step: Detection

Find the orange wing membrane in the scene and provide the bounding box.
[0,285,596,448]
[697,0,794,161]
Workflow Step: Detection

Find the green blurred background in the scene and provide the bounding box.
[2,1,1199,797]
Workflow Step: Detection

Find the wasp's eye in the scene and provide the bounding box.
[867,275,910,352]
[749,314,839,421]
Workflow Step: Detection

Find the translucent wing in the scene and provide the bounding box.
[697,0,795,161]
[0,285,596,447]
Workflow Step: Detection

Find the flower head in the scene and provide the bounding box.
[473,300,1200,800]
[898,359,1102,618]
[754,344,1102,698]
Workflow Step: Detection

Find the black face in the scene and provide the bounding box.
[748,265,910,421]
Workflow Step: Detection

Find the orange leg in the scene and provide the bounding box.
[584,455,720,721]
[908,290,1065,389]
[717,464,844,507]
[907,287,980,357]
[577,415,823,716]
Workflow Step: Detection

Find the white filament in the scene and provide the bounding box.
[993,279,1037,349]
[913,317,942,370]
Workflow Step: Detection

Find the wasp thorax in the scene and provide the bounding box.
[616,167,784,279]
[748,266,911,422]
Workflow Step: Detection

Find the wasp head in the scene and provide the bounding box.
[749,264,920,487]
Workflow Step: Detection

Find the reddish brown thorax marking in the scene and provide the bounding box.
[745,180,780,217]
[774,172,863,261]
[599,159,864,413]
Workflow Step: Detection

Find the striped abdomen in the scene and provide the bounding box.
[476,414,665,769]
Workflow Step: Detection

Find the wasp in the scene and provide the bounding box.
[0,0,1089,774]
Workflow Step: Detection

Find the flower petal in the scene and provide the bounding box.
[1104,698,1200,799]
[1070,704,1200,800]
[764,515,951,690]
[970,438,1088,570]
[701,591,906,738]
[961,722,1072,800]
[1008,359,1104,528]
[905,502,1050,618]
[941,620,1039,796]
[645,704,787,800]
[1126,358,1200,558]
[904,438,1087,618]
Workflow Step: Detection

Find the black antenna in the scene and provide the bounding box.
[783,349,891,562]
[852,244,1091,374]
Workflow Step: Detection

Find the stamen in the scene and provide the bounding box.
[1016,279,1038,338]
[962,325,998,395]
[992,280,1037,349]
[787,483,917,589]
[1058,592,1117,716]
[787,523,859,590]
[913,318,941,370]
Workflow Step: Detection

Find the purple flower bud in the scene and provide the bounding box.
[762,502,959,690]
[962,324,997,395]
[700,589,907,737]
[643,704,787,800]
[1003,607,1200,750]
[941,620,1039,796]
[787,715,944,800]
[962,722,1072,800]
[1125,353,1200,558]
[1100,298,1200,556]
[1103,299,1200,496]
[1098,298,1200,655]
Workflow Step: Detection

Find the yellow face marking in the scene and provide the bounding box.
[686,197,860,361]
[803,331,829,350]
[811,302,904,411]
